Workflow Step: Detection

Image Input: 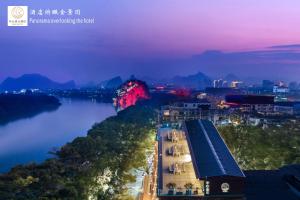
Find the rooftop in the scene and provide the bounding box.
[158,128,204,197]
[225,95,275,105]
[245,165,300,200]
[184,120,245,178]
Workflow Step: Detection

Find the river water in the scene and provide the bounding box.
[0,99,116,172]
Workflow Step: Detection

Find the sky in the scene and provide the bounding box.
[1,0,300,84]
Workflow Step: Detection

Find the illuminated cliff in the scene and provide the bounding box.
[113,79,150,111]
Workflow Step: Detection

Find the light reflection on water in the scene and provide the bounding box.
[0,99,116,172]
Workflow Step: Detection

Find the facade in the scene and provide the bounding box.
[161,100,211,122]
[213,79,228,88]
[273,85,289,94]
[157,120,245,200]
[225,95,275,114]
[231,81,243,89]
[262,80,274,90]
[274,102,300,116]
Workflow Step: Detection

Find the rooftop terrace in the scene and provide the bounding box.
[158,128,204,197]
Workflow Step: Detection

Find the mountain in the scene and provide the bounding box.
[99,76,123,89]
[224,73,240,82]
[78,81,96,88]
[171,72,212,89]
[0,74,76,91]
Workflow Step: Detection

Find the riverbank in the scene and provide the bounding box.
[0,93,61,125]
[0,99,115,173]
[0,100,158,200]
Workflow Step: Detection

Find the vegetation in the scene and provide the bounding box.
[184,182,193,189]
[0,101,157,200]
[166,182,176,189]
[218,121,300,170]
[0,93,61,124]
[5,91,299,198]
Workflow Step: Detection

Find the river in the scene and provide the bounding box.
[0,99,116,173]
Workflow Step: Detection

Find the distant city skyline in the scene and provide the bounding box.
[1,0,300,83]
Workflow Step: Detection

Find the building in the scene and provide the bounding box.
[157,120,245,199]
[245,164,300,200]
[289,82,299,91]
[231,81,243,89]
[225,95,275,114]
[230,81,241,89]
[161,100,211,122]
[274,101,300,116]
[213,79,224,88]
[262,80,274,90]
[205,87,243,98]
[196,92,207,100]
[273,85,289,94]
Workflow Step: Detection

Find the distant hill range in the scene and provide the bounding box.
[138,72,213,89]
[99,76,123,89]
[170,72,212,89]
[0,74,76,91]
[224,73,240,82]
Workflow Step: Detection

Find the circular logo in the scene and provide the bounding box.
[221,183,230,193]
[11,7,24,19]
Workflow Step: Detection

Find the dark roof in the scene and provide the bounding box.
[280,164,300,180]
[205,87,242,95]
[181,98,211,104]
[244,167,299,200]
[185,120,245,178]
[225,95,274,105]
[275,101,300,107]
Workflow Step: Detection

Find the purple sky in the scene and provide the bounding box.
[1,0,300,83]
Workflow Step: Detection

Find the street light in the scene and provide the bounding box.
[182,154,192,163]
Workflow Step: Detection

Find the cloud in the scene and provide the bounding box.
[1,40,300,83]
[189,46,300,81]
[269,44,300,49]
[194,48,300,64]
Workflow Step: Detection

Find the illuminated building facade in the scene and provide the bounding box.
[273,85,289,94]
[161,100,211,122]
[225,95,275,114]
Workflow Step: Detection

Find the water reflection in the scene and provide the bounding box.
[0,99,116,172]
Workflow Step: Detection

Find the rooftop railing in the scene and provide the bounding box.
[157,187,204,196]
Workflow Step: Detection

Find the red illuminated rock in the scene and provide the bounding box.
[113,80,150,111]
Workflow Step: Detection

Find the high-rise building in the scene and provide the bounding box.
[230,81,243,88]
[262,80,274,90]
[273,85,289,94]
[213,79,224,88]
[289,81,299,90]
